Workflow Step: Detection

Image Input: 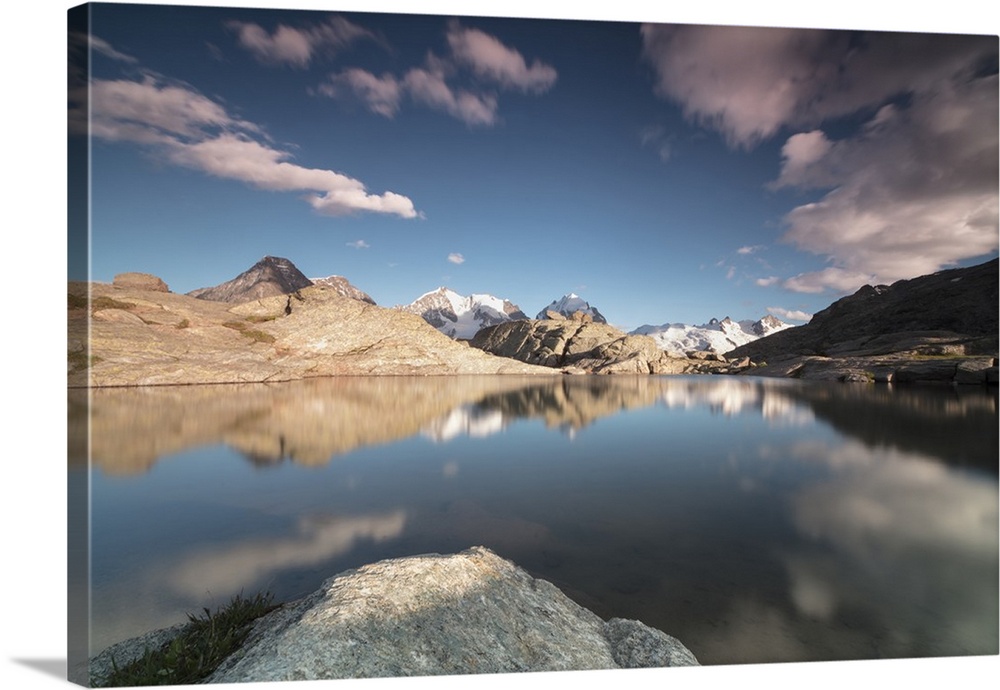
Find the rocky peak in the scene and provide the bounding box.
[310,275,376,305]
[402,288,528,339]
[187,256,313,304]
[751,314,789,336]
[536,294,607,324]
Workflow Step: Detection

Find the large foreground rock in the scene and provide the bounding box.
[88,547,698,685]
[68,281,557,386]
[207,547,697,683]
[470,319,695,374]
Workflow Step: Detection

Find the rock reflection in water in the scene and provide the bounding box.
[77,376,998,665]
[74,376,996,474]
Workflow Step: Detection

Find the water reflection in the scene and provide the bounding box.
[71,376,998,473]
[73,376,998,665]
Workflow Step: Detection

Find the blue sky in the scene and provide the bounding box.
[69,1,998,330]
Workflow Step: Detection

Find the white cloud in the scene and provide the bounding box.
[771,130,833,189]
[447,253,465,265]
[737,245,763,255]
[640,26,995,149]
[755,276,780,287]
[346,240,370,249]
[76,72,419,219]
[766,306,812,322]
[83,76,260,142]
[642,25,998,293]
[227,16,373,67]
[318,22,554,127]
[640,24,839,148]
[89,34,138,63]
[446,21,557,94]
[404,67,500,127]
[775,76,998,292]
[782,267,879,294]
[321,68,403,118]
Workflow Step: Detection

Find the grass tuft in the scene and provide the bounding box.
[222,320,276,344]
[97,591,276,687]
[91,296,135,312]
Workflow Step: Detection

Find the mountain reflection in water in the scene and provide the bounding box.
[72,376,998,666]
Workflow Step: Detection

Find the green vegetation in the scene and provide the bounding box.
[68,349,102,372]
[244,314,278,324]
[91,296,136,312]
[222,320,276,344]
[98,591,277,687]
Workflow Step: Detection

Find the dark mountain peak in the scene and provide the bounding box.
[730,259,999,362]
[188,255,313,304]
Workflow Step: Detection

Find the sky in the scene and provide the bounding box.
[69,2,998,331]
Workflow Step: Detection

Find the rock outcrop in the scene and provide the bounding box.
[310,274,377,305]
[68,280,558,387]
[89,547,697,686]
[470,319,694,374]
[112,272,169,292]
[728,259,999,383]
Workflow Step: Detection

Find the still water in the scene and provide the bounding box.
[70,375,998,665]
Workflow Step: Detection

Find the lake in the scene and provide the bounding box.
[69,375,998,667]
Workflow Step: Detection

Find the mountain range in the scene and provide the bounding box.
[189,256,793,352]
[73,256,997,386]
[188,256,375,305]
[399,287,528,340]
[631,315,792,355]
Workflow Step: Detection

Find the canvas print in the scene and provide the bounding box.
[67,1,998,687]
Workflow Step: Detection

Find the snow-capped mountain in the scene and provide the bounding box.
[310,274,376,305]
[401,287,528,339]
[631,315,793,355]
[536,293,607,323]
[421,405,507,442]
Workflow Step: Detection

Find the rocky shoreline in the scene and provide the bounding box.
[69,259,998,387]
[68,279,559,387]
[87,547,698,686]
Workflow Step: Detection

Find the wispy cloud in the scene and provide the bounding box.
[767,306,812,322]
[72,63,419,219]
[755,276,780,287]
[640,125,673,162]
[445,21,557,94]
[403,67,500,126]
[89,34,139,63]
[319,20,556,127]
[346,240,370,249]
[320,68,403,117]
[227,15,374,67]
[642,25,998,294]
[737,245,763,255]
[447,253,465,265]
[781,267,878,295]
